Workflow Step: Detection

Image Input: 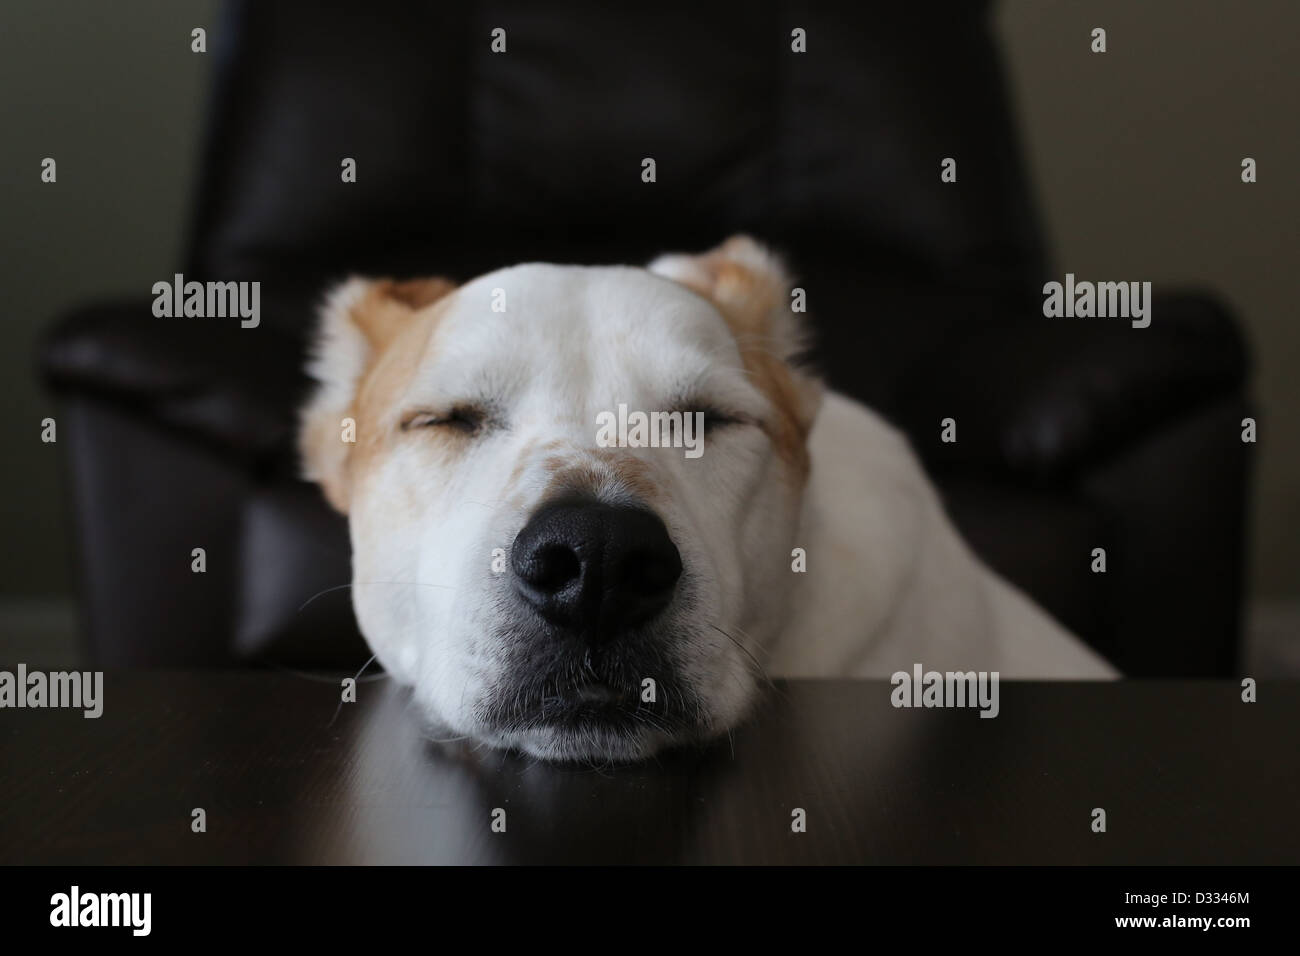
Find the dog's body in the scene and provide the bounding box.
[779,390,1114,679]
[299,237,1114,762]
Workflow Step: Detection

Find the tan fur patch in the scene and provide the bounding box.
[317,279,457,511]
[668,237,819,483]
[594,449,661,505]
[351,278,456,351]
[504,437,540,498]
[740,347,814,482]
[541,462,607,502]
[304,410,353,513]
[527,448,663,509]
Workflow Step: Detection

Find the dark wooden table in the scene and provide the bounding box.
[1,673,1295,864]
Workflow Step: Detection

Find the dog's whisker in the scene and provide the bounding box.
[295,583,354,613]
[297,579,457,614]
[727,622,784,700]
[729,622,770,659]
[707,621,775,689]
[425,731,474,744]
[269,664,390,685]
[326,653,378,728]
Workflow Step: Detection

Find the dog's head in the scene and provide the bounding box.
[299,237,822,761]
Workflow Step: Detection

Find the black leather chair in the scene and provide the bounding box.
[40,1,1253,676]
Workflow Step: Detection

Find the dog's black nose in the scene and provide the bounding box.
[510,501,683,640]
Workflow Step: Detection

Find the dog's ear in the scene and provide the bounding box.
[299,276,456,512]
[648,235,810,362]
[648,236,823,464]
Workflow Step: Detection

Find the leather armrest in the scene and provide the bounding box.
[40,298,311,467]
[893,291,1250,481]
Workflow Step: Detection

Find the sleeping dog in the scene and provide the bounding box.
[299,236,1115,762]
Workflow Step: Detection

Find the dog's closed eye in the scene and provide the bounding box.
[678,403,754,433]
[400,405,489,435]
[699,408,746,432]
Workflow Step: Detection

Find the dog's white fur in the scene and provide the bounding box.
[777,392,1115,678]
[300,237,1115,762]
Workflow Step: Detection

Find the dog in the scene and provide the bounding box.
[299,236,1116,762]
